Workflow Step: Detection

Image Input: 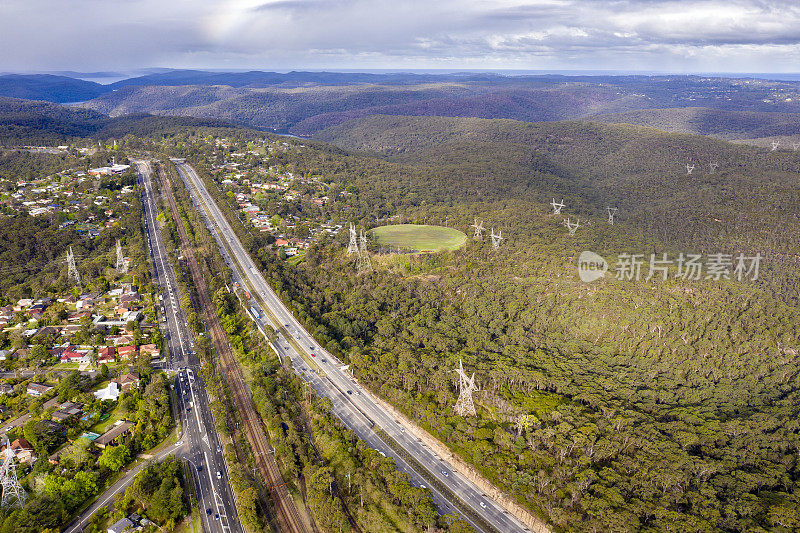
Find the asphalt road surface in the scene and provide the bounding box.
[136,160,243,533]
[175,161,534,533]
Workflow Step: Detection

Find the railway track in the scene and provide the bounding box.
[158,161,307,533]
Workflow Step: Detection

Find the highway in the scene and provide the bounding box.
[136,160,243,533]
[175,160,535,533]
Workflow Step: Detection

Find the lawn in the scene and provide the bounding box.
[370,224,467,252]
[91,401,125,434]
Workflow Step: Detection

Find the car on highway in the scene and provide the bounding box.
[347,390,352,395]
[197,465,203,471]
[321,358,326,363]
[217,471,222,479]
[480,501,487,509]
[207,508,212,515]
[441,470,449,477]
[311,353,316,357]
[215,513,219,520]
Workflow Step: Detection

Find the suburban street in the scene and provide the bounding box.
[136,160,243,533]
[175,160,534,533]
[62,442,177,533]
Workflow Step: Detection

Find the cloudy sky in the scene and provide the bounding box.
[2,0,800,73]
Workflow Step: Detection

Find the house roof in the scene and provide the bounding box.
[96,420,133,445]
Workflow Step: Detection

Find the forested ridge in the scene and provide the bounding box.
[171,117,800,532]
[0,97,237,145]
[72,73,800,137]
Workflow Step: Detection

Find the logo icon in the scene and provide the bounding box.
[578,251,607,282]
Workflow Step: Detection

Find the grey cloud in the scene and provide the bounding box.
[0,0,799,72]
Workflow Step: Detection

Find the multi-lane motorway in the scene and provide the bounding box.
[175,160,534,533]
[136,160,242,533]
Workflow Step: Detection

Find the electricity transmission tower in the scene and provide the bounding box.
[551,198,565,215]
[771,140,780,151]
[565,218,580,235]
[346,223,359,256]
[471,218,485,239]
[66,246,81,288]
[356,229,372,273]
[490,228,503,249]
[607,207,618,225]
[709,162,719,173]
[0,442,27,509]
[453,360,479,417]
[686,164,695,175]
[115,239,128,274]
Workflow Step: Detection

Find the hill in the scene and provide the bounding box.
[314,115,800,289]
[0,97,237,144]
[71,73,800,136]
[0,74,109,103]
[589,107,800,140]
[196,120,800,531]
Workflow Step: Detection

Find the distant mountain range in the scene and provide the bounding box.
[1,70,800,140]
[0,74,108,103]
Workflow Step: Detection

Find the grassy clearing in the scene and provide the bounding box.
[91,401,125,434]
[370,224,467,252]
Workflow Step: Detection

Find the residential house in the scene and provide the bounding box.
[117,345,137,360]
[26,382,53,397]
[114,372,139,391]
[36,326,59,338]
[60,350,89,364]
[94,381,120,401]
[109,335,134,346]
[5,438,35,464]
[14,298,33,311]
[139,344,159,357]
[67,311,92,323]
[97,346,115,363]
[118,292,141,306]
[95,420,133,448]
[52,401,83,422]
[107,517,134,533]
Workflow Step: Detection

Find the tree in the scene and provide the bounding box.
[99,444,130,472]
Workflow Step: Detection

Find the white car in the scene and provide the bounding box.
[479,501,487,509]
[217,471,222,479]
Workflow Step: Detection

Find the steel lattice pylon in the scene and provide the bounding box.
[346,223,359,256]
[66,246,81,288]
[490,228,503,249]
[356,229,372,273]
[453,360,479,417]
[471,218,484,239]
[116,239,128,274]
[0,443,27,509]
